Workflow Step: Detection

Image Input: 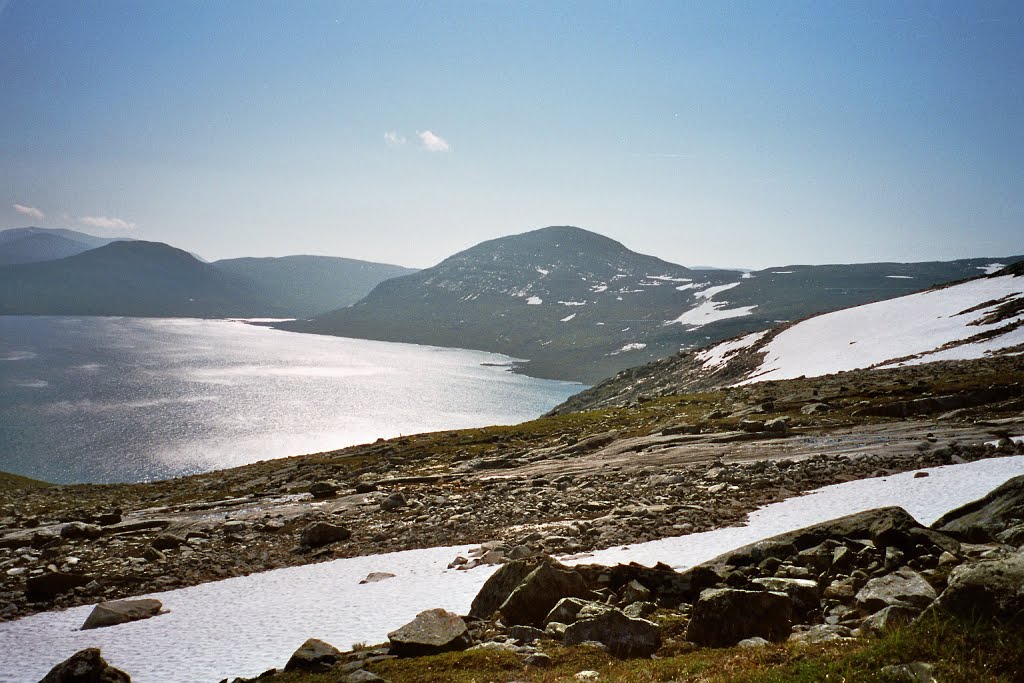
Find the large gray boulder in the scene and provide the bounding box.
[284,638,342,672]
[39,648,130,683]
[929,548,1024,622]
[855,568,936,613]
[932,474,1024,542]
[563,609,661,658]
[686,588,793,647]
[81,599,163,630]
[498,560,591,626]
[751,577,820,618]
[468,558,537,620]
[388,608,473,657]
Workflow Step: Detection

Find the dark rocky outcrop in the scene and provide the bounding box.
[387,608,473,657]
[38,648,130,683]
[468,559,538,620]
[81,599,163,630]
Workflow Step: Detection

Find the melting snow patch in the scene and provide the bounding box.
[4,458,1024,682]
[885,275,914,279]
[696,331,770,370]
[740,274,1024,383]
[558,301,587,306]
[980,263,1007,275]
[535,267,550,276]
[771,271,794,274]
[675,283,701,292]
[591,285,608,293]
[560,313,576,322]
[741,272,753,279]
[694,282,741,300]
[645,275,692,283]
[666,300,757,328]
[526,296,543,305]
[618,343,647,352]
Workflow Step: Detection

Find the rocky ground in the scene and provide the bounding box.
[2,355,1022,624]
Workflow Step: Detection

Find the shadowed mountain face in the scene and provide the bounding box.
[285,226,1024,383]
[0,241,280,317]
[212,255,417,317]
[0,227,131,266]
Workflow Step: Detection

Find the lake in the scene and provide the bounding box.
[0,316,582,484]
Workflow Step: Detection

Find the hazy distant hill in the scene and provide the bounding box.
[213,255,417,317]
[0,240,279,317]
[286,226,1024,382]
[0,227,131,265]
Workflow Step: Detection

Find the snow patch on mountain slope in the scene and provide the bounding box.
[696,330,769,370]
[666,300,757,328]
[694,282,741,299]
[980,263,1007,274]
[526,296,543,305]
[739,274,1024,384]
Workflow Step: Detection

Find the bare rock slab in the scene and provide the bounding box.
[388,608,472,657]
[81,598,164,630]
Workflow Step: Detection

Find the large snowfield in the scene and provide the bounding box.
[739,274,1024,383]
[3,456,1024,683]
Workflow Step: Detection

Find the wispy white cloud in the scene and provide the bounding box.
[383,131,406,147]
[417,130,450,152]
[81,215,137,232]
[13,203,44,220]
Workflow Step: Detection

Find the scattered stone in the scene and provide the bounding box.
[284,638,342,672]
[359,572,396,585]
[525,652,553,667]
[387,608,472,657]
[930,547,1024,622]
[860,605,921,636]
[59,522,103,540]
[300,522,351,548]
[380,492,407,512]
[39,648,130,683]
[345,670,385,683]
[81,598,163,630]
[879,661,937,683]
[151,533,186,551]
[574,671,600,681]
[738,636,770,648]
[308,482,339,499]
[143,546,166,563]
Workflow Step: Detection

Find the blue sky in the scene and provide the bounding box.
[1,1,1021,268]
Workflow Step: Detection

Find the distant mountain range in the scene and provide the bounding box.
[0,228,417,318]
[553,261,1024,412]
[0,227,131,266]
[284,225,1023,382]
[213,255,415,318]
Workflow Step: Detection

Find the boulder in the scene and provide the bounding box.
[685,588,793,647]
[380,492,407,511]
[855,568,936,613]
[751,577,820,618]
[544,597,592,625]
[860,605,921,636]
[300,521,351,548]
[308,482,338,499]
[39,648,130,683]
[498,560,591,626]
[932,474,1024,542]
[359,572,396,585]
[619,579,651,605]
[284,638,342,672]
[81,599,163,630]
[879,662,937,683]
[929,548,1024,622]
[60,522,103,540]
[468,558,538,620]
[388,608,472,657]
[151,533,186,551]
[26,572,93,602]
[563,609,661,658]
